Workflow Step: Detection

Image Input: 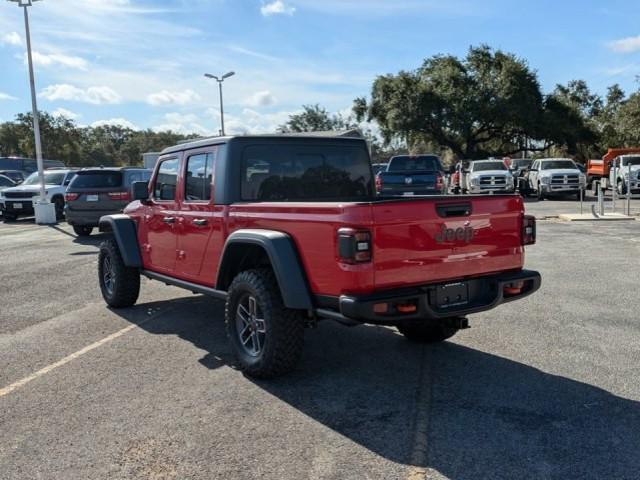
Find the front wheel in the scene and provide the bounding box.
[2,212,17,222]
[617,180,627,195]
[536,183,545,201]
[98,238,140,308]
[225,269,304,378]
[397,322,459,343]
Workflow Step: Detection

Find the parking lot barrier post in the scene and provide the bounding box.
[580,187,583,214]
[612,164,617,213]
[628,163,632,216]
[598,182,604,216]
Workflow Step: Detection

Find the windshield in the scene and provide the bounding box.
[620,156,640,167]
[22,171,67,186]
[472,161,507,171]
[511,160,532,168]
[70,171,123,188]
[388,155,441,172]
[541,160,576,170]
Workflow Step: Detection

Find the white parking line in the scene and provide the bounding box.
[0,307,167,398]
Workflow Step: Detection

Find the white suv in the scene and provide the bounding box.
[0,169,76,221]
[528,158,586,200]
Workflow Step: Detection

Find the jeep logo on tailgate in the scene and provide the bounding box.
[435,225,474,244]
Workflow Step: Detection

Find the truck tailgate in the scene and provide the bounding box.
[371,196,525,290]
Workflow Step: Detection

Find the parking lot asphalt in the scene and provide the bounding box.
[1,205,639,480]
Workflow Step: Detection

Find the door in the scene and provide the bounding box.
[144,156,181,273]
[175,149,219,283]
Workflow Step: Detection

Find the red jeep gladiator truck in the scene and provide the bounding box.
[97,135,540,378]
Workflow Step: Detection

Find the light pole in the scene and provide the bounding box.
[8,0,55,223]
[204,71,235,136]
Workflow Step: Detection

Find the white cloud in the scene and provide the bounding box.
[243,90,277,107]
[146,89,201,106]
[29,51,88,70]
[608,35,640,53]
[261,0,296,16]
[52,108,81,120]
[91,118,139,130]
[222,108,298,135]
[1,32,21,46]
[153,112,210,135]
[40,84,122,104]
[0,92,18,101]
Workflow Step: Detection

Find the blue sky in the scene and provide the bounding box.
[1,0,640,136]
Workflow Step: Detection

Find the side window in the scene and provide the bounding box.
[185,152,215,201]
[153,158,179,201]
[64,173,76,186]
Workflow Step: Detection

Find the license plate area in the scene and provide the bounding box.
[434,282,469,308]
[86,195,99,202]
[12,202,23,209]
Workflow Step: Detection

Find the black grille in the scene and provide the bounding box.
[4,191,38,199]
[479,176,506,185]
[551,175,579,185]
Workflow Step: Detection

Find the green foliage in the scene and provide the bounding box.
[355,45,607,160]
[0,112,197,167]
[278,104,356,133]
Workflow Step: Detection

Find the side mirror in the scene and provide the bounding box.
[132,181,150,201]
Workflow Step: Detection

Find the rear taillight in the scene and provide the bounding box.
[436,174,444,192]
[522,215,536,245]
[64,193,78,201]
[337,228,372,263]
[375,175,382,194]
[107,192,130,201]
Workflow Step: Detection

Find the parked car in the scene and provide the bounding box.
[96,134,541,378]
[0,157,64,175]
[0,168,77,221]
[0,170,25,184]
[607,154,640,195]
[375,154,445,195]
[64,167,152,236]
[508,159,533,193]
[371,162,388,175]
[464,159,515,194]
[528,158,586,200]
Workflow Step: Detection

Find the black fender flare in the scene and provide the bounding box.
[217,229,313,310]
[98,214,142,268]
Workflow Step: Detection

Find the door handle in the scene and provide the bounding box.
[162,217,176,224]
[193,219,208,226]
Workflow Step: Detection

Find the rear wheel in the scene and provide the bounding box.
[53,196,65,220]
[397,322,459,343]
[98,238,140,308]
[225,268,304,378]
[73,225,93,236]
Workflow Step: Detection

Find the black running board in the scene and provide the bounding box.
[141,270,228,300]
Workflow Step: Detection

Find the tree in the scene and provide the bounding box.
[279,104,356,133]
[354,45,594,159]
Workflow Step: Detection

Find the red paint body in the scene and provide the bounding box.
[127,165,526,297]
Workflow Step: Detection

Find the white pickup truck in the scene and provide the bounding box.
[0,169,76,221]
[609,154,640,195]
[528,158,586,200]
[464,159,515,194]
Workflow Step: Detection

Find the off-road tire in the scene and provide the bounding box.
[73,225,93,236]
[225,268,304,379]
[397,322,459,343]
[53,196,65,220]
[98,238,140,308]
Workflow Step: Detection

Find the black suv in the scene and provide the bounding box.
[64,167,151,236]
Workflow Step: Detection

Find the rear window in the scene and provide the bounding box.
[71,171,123,188]
[241,144,372,201]
[388,156,441,172]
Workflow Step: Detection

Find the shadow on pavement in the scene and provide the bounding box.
[114,296,640,479]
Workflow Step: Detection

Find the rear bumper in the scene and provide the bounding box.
[64,208,116,226]
[315,269,541,325]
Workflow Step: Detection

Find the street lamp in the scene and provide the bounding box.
[204,71,235,136]
[8,0,55,223]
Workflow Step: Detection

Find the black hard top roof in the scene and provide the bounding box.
[160,131,366,156]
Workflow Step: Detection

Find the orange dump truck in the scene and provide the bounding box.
[587,148,640,193]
